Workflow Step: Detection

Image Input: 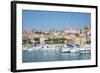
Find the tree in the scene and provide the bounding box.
[34,38,40,44]
[59,38,66,43]
[75,33,79,37]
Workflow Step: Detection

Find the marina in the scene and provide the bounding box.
[23,44,91,53]
[22,44,91,63]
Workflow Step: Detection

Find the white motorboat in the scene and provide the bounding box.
[33,46,43,50]
[61,45,70,53]
[70,48,79,53]
[79,47,91,54]
[27,47,33,52]
[40,45,56,51]
[23,47,28,50]
[62,44,79,53]
[61,47,70,53]
[79,45,91,53]
[27,45,43,51]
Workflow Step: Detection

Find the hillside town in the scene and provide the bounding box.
[22,25,91,53]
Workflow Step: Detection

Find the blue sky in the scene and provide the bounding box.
[22,10,91,31]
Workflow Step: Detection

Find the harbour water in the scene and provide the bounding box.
[22,50,91,63]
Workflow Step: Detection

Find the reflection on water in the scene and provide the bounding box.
[22,50,91,63]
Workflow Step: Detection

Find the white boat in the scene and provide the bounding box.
[23,47,28,50]
[27,45,43,51]
[40,45,56,51]
[79,45,91,53]
[27,47,33,52]
[61,48,70,53]
[22,45,41,52]
[61,45,70,53]
[79,49,91,53]
[79,47,91,53]
[70,48,79,53]
[62,44,79,53]
[33,46,43,50]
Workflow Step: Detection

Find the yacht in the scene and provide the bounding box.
[62,44,79,53]
[61,45,70,53]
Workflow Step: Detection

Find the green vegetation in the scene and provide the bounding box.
[22,37,32,45]
[45,38,66,44]
[34,37,40,44]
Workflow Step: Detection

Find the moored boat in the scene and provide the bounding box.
[79,45,91,53]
